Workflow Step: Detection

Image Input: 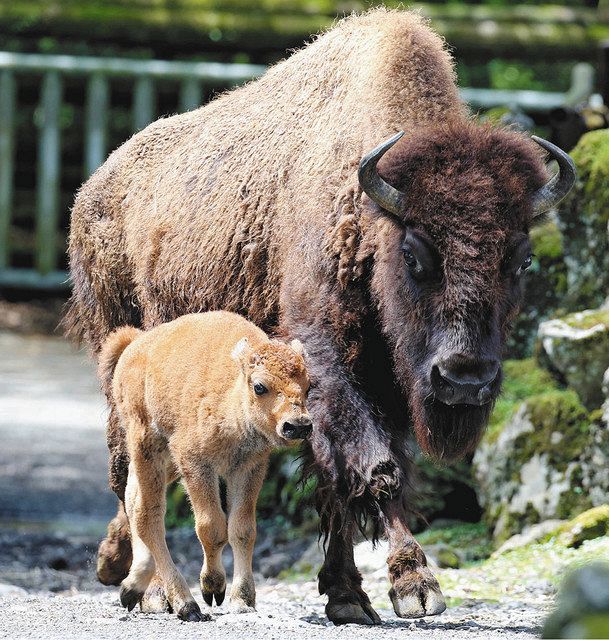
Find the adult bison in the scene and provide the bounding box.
[66,8,575,625]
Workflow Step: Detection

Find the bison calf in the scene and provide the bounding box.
[98,311,312,621]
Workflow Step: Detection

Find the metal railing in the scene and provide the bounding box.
[0,52,266,289]
[0,53,594,290]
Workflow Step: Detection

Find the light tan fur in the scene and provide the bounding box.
[100,311,311,621]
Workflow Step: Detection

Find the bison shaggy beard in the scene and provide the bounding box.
[411,386,495,460]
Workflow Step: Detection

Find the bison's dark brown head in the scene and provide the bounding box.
[359,122,575,461]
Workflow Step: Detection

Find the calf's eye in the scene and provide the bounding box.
[253,382,268,396]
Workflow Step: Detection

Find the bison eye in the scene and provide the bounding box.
[517,254,533,276]
[403,248,420,272]
[253,382,268,396]
[402,229,437,281]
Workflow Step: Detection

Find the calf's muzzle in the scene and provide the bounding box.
[281,417,313,440]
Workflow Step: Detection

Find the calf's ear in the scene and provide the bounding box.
[232,337,254,367]
[290,339,306,357]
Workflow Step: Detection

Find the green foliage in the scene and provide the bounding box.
[416,522,493,562]
[165,481,193,529]
[164,449,317,530]
[256,449,317,528]
[488,59,545,91]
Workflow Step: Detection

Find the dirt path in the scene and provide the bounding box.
[0,332,115,527]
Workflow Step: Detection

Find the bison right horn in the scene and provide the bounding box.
[531,135,576,217]
[358,131,408,217]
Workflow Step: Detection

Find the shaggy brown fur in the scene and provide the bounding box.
[100,311,310,621]
[66,9,548,626]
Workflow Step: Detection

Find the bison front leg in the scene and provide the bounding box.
[383,499,446,618]
[319,515,381,625]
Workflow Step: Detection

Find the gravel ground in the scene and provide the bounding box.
[0,583,545,640]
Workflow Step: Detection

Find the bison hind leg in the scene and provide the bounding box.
[97,502,132,586]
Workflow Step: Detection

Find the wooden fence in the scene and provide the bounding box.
[0,52,594,290]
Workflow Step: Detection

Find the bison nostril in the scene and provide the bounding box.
[477,384,493,405]
[431,359,499,406]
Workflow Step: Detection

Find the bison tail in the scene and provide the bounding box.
[98,326,142,395]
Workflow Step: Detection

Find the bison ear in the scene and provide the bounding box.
[232,337,254,366]
[290,339,306,358]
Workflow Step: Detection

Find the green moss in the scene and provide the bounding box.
[570,129,609,227]
[560,129,609,310]
[436,536,609,604]
[559,309,609,331]
[512,389,589,472]
[486,359,559,444]
[530,221,564,261]
[557,505,609,548]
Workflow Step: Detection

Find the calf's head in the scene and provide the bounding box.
[232,337,312,444]
[360,122,575,460]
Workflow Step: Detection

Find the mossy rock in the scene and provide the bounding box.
[538,308,609,409]
[474,371,609,545]
[543,563,609,639]
[557,505,609,548]
[506,221,567,359]
[557,129,609,311]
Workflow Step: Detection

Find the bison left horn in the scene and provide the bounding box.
[358,131,407,217]
[531,136,576,216]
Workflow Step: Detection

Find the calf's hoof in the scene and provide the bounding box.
[140,578,171,613]
[326,601,381,626]
[201,570,226,607]
[177,601,211,622]
[119,585,144,612]
[389,568,446,618]
[202,588,225,607]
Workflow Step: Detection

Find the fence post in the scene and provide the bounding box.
[179,77,202,112]
[35,71,62,275]
[0,70,16,270]
[84,73,110,177]
[133,76,155,132]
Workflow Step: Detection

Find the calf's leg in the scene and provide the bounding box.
[121,449,209,622]
[180,463,228,607]
[226,459,267,611]
[383,499,445,617]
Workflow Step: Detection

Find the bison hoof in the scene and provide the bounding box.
[202,588,226,607]
[389,579,446,618]
[177,601,211,622]
[326,602,381,626]
[119,585,143,612]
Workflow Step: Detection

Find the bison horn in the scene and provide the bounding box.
[358,131,408,217]
[531,135,576,216]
